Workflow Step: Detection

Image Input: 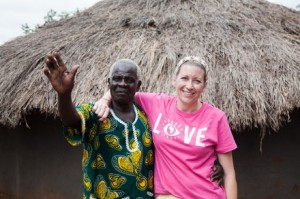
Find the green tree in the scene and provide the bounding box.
[44,9,57,24]
[21,23,32,34]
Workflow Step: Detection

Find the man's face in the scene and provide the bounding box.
[108,62,141,105]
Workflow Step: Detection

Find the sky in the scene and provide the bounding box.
[0,0,299,45]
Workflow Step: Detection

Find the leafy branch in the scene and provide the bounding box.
[22,9,79,34]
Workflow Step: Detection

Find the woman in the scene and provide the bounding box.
[94,56,237,199]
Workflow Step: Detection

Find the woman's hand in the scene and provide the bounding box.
[93,98,111,122]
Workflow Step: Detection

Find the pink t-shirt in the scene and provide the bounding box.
[136,92,237,199]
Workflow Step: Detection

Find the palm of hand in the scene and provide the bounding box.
[49,68,75,94]
[44,52,79,95]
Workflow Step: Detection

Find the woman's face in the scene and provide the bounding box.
[172,63,207,110]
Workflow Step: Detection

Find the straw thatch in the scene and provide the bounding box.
[0,0,299,139]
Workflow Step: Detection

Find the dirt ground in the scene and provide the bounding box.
[0,191,16,199]
[0,191,67,199]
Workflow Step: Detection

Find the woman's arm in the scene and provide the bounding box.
[93,90,143,121]
[93,91,112,121]
[217,152,238,199]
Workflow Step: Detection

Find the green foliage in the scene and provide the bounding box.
[21,23,32,34]
[21,9,79,34]
[43,9,57,24]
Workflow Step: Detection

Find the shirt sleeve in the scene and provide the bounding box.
[215,113,237,153]
[63,103,95,146]
[135,92,171,112]
[135,92,157,113]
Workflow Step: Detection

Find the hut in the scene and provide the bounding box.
[0,0,299,198]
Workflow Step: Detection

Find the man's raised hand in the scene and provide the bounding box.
[44,52,79,95]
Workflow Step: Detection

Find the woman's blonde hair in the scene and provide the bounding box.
[174,56,208,82]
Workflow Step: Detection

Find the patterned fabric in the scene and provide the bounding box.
[64,103,154,199]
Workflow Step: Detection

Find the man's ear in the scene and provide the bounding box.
[107,78,111,87]
[136,80,142,91]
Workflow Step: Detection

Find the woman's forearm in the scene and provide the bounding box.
[224,171,237,199]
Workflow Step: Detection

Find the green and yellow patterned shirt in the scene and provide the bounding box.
[63,103,154,199]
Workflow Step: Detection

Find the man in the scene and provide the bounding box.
[44,52,154,199]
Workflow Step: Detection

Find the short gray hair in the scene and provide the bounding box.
[109,59,141,80]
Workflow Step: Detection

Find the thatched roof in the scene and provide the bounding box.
[0,0,299,137]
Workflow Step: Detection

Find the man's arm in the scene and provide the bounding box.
[57,93,81,127]
[44,52,81,127]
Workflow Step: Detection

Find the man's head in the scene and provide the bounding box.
[108,59,142,105]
